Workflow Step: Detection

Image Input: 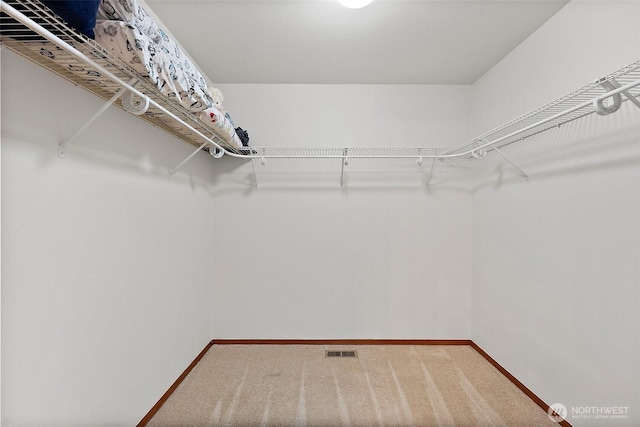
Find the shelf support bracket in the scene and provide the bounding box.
[58,78,138,158]
[481,138,529,181]
[426,157,438,187]
[168,141,210,176]
[493,145,530,182]
[340,147,348,187]
[168,136,228,177]
[251,157,259,188]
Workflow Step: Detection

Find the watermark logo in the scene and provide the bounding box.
[548,403,567,422]
[548,403,630,423]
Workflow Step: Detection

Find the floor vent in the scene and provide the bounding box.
[326,350,358,358]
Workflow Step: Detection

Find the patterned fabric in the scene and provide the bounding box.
[94,20,212,112]
[199,106,243,149]
[93,0,242,148]
[96,0,138,22]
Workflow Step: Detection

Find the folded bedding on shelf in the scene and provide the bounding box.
[94,18,213,112]
[199,106,243,149]
[96,0,141,22]
[92,18,243,149]
[3,0,246,152]
[93,1,246,150]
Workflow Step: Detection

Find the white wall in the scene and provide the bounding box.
[471,1,640,426]
[1,52,473,423]
[1,51,218,426]
[8,1,637,424]
[210,84,474,339]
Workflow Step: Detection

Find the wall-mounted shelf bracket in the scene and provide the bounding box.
[261,147,267,165]
[426,157,437,187]
[479,138,529,181]
[251,157,259,188]
[58,77,138,158]
[168,134,226,176]
[340,147,348,187]
[168,140,209,176]
[492,146,530,182]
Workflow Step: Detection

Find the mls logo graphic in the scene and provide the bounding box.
[548,403,568,423]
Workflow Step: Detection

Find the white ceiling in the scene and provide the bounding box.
[145,0,569,85]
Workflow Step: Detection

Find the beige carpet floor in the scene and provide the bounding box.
[146,344,557,426]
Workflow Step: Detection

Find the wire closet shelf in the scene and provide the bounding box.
[250,62,640,164]
[1,0,639,177]
[0,0,249,158]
